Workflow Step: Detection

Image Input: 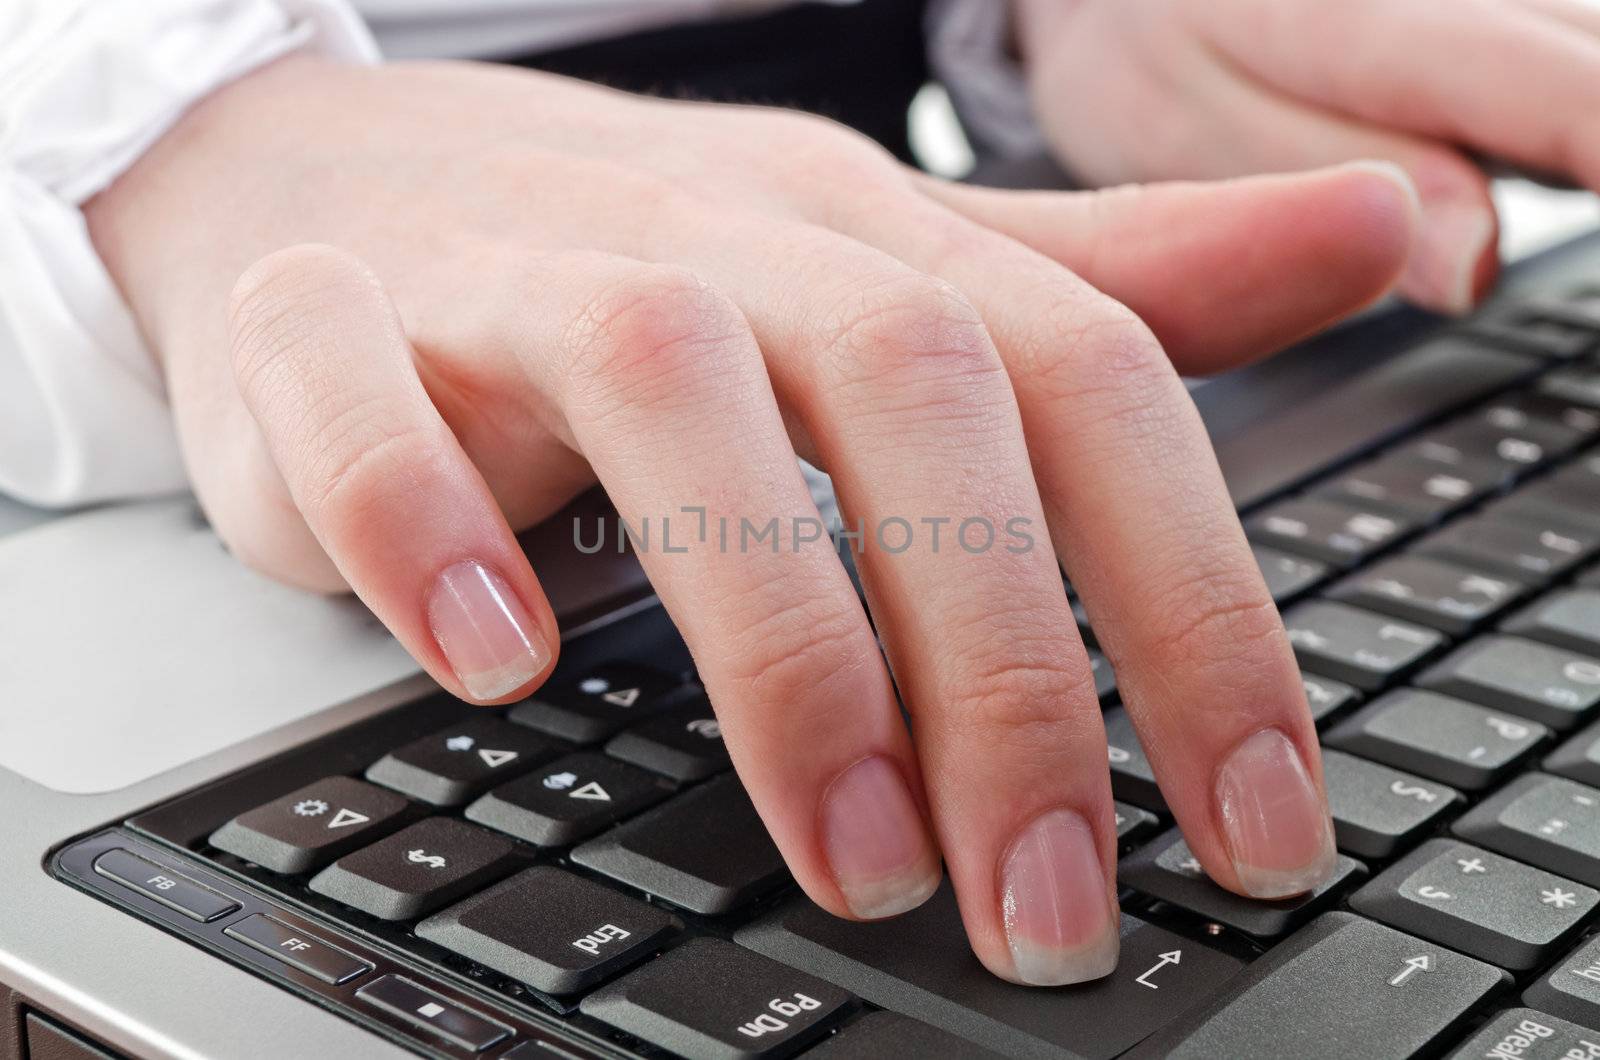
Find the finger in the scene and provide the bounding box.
[1190,58,1497,315]
[1516,0,1600,37]
[1151,42,1500,315]
[1208,0,1600,190]
[627,215,1123,985]
[493,250,942,925]
[826,192,1338,900]
[226,243,559,703]
[922,163,1417,373]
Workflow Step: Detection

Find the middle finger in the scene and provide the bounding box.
[828,188,1339,900]
[640,212,1126,985]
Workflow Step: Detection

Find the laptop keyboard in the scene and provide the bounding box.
[50,289,1600,1059]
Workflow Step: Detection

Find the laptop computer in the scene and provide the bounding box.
[7,188,1600,1060]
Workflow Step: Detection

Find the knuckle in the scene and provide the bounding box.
[298,414,443,533]
[1141,573,1286,677]
[814,273,1005,395]
[1018,295,1172,411]
[944,648,1099,751]
[721,585,875,721]
[228,244,377,394]
[563,267,749,409]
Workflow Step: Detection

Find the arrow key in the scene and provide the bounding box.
[366,717,563,806]
[209,776,411,874]
[510,663,691,743]
[466,752,673,848]
[1129,913,1505,1059]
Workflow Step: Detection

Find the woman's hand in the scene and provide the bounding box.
[1017,0,1600,314]
[86,54,1414,984]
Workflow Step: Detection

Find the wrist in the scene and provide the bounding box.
[84,52,343,363]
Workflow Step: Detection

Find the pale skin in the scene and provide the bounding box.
[81,0,1600,986]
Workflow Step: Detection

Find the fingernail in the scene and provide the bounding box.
[1409,195,1496,315]
[999,808,1119,986]
[426,560,550,701]
[1341,160,1422,219]
[1214,728,1337,899]
[821,756,941,919]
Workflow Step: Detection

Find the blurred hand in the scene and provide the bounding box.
[1017,0,1600,313]
[87,55,1414,984]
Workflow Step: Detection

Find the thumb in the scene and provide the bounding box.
[920,162,1420,374]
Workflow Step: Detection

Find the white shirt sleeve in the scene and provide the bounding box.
[0,0,377,508]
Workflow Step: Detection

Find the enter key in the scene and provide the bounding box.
[736,881,1242,1059]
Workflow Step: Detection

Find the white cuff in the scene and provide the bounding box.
[0,0,378,507]
[924,0,1048,160]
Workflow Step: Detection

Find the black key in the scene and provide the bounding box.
[1349,839,1597,970]
[92,849,238,923]
[465,752,672,848]
[1418,635,1600,730]
[224,914,371,985]
[1540,363,1600,409]
[580,938,851,1059]
[417,866,677,995]
[1281,601,1444,690]
[1454,773,1600,888]
[1480,390,1600,434]
[605,699,731,781]
[1546,717,1600,787]
[1313,455,1502,521]
[1119,829,1362,938]
[1524,934,1600,1033]
[1511,458,1600,532]
[1114,801,1160,849]
[1416,511,1599,584]
[807,1012,1003,1060]
[738,882,1243,1060]
[1329,556,1525,635]
[308,817,516,921]
[365,717,562,806]
[1301,673,1360,725]
[1471,301,1600,359]
[354,974,511,1052]
[1245,497,1415,568]
[1445,1007,1600,1060]
[572,773,789,915]
[509,663,691,743]
[1324,689,1547,791]
[1104,706,1164,811]
[209,776,411,874]
[1407,408,1581,475]
[1321,749,1461,860]
[1252,543,1328,603]
[1128,912,1506,1060]
[1505,588,1600,656]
